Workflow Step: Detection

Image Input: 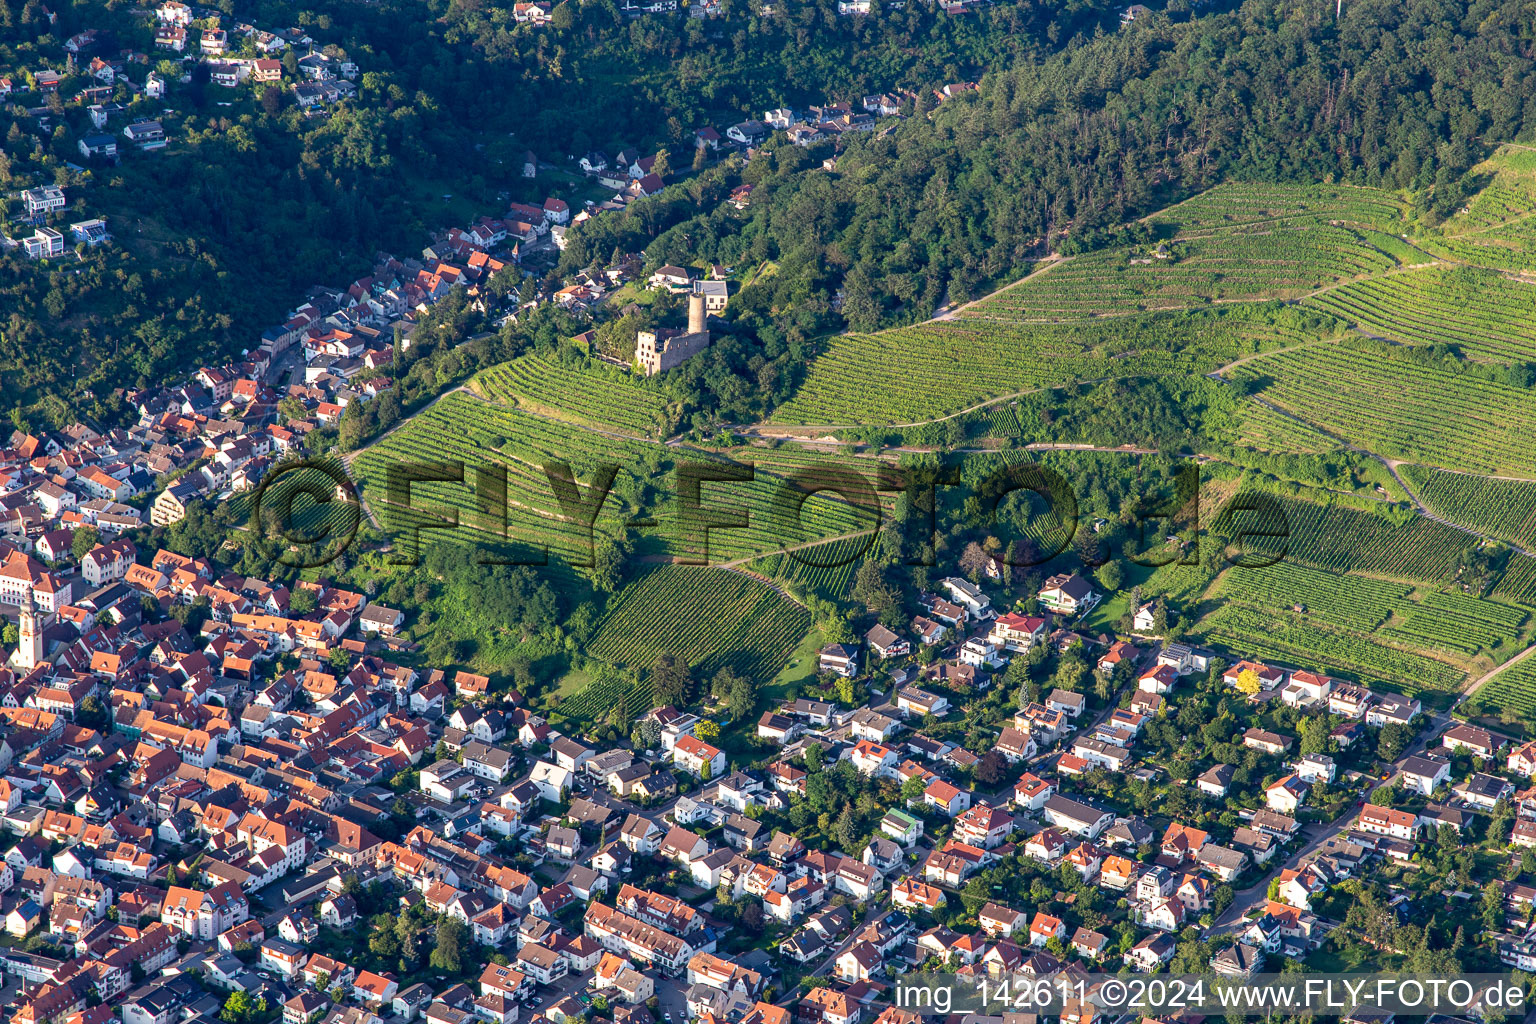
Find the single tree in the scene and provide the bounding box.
[651,651,694,708]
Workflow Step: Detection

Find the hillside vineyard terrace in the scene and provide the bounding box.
[255,457,1290,571]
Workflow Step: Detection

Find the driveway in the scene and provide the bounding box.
[653,975,690,1023]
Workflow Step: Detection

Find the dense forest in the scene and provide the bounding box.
[264,0,1120,152]
[4,0,1536,428]
[0,0,1102,425]
[562,0,1536,339]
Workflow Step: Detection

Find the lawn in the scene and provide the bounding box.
[712,622,822,763]
[548,666,598,702]
[604,281,663,308]
[767,623,825,700]
[1080,562,1156,633]
[1081,591,1129,633]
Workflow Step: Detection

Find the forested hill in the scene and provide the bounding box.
[563,0,1536,343]
[0,0,1114,427]
[4,0,1536,429]
[291,0,1118,156]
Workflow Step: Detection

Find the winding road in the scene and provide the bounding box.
[1233,393,1536,559]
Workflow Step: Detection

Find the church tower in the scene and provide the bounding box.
[14,589,43,671]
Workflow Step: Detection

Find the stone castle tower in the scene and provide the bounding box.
[636,292,712,377]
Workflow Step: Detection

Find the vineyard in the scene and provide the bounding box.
[1493,555,1536,605]
[1413,146,1536,271]
[548,673,656,733]
[952,182,1410,320]
[1214,561,1410,632]
[750,534,871,601]
[229,462,363,562]
[1441,146,1536,233]
[1230,495,1480,586]
[471,353,675,438]
[1465,658,1536,725]
[668,442,893,563]
[983,404,1025,438]
[1400,465,1536,550]
[1207,554,1529,681]
[352,391,661,566]
[1233,397,1346,454]
[1147,182,1409,233]
[1353,229,1434,264]
[1300,265,1536,363]
[586,565,812,682]
[771,305,1326,426]
[1198,605,1466,697]
[350,392,880,566]
[962,224,1399,319]
[1227,339,1536,475]
[1378,591,1529,656]
[1421,219,1536,273]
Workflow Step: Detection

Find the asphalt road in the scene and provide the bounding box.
[653,974,690,1022]
[1212,691,1478,933]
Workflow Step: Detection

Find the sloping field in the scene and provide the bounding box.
[587,565,811,683]
[471,352,676,438]
[771,305,1324,426]
[1227,340,1536,476]
[1302,265,1536,363]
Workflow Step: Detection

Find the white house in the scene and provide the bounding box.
[1399,754,1451,796]
[530,761,573,802]
[1038,573,1099,616]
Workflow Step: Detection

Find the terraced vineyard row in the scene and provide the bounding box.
[1417,221,1536,273]
[1209,543,1531,664]
[1400,465,1536,550]
[351,393,879,565]
[1148,182,1409,232]
[985,404,1025,437]
[1379,595,1527,655]
[769,321,1119,425]
[587,565,812,682]
[1442,146,1536,232]
[1420,590,1529,629]
[230,462,364,560]
[352,392,657,564]
[1214,561,1410,631]
[1228,340,1536,475]
[1494,556,1536,605]
[1414,146,1536,270]
[1466,658,1536,722]
[1233,398,1345,454]
[669,443,893,562]
[1300,265,1536,363]
[965,224,1399,318]
[1234,495,1480,586]
[772,306,1325,426]
[751,534,871,600]
[551,674,656,730]
[472,353,674,438]
[1201,605,1465,696]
